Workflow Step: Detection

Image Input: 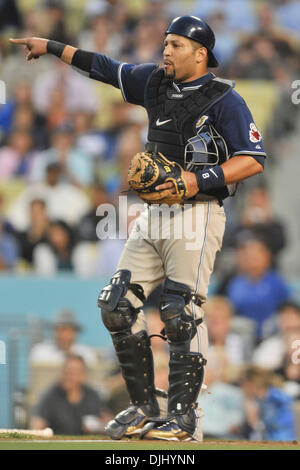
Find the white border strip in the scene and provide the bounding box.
[182,85,202,91]
[193,201,211,353]
[232,150,267,157]
[118,62,127,102]
[172,82,181,92]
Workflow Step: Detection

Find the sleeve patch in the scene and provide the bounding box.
[249,123,262,143]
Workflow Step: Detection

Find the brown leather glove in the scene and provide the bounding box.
[128,152,192,205]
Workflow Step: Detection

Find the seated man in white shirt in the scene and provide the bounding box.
[29,309,98,367]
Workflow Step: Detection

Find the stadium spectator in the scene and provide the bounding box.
[39,0,75,45]
[194,0,258,32]
[72,110,118,192]
[7,162,91,231]
[226,37,280,80]
[123,18,164,64]
[30,120,95,186]
[12,104,47,150]
[32,60,98,118]
[275,330,300,400]
[198,346,245,439]
[93,193,143,276]
[206,11,238,65]
[33,220,75,274]
[204,296,248,376]
[0,80,34,138]
[30,354,111,435]
[0,0,22,33]
[17,198,49,266]
[29,309,98,368]
[79,9,118,57]
[240,366,297,441]
[0,192,14,234]
[252,301,300,370]
[74,193,142,277]
[217,236,290,340]
[275,0,300,35]
[77,183,110,242]
[224,185,287,265]
[0,128,37,181]
[0,215,18,271]
[116,123,145,192]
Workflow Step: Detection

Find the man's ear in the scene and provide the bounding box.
[196,47,207,64]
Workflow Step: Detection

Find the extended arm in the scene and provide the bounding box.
[9,37,154,105]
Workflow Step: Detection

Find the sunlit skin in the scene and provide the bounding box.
[163,34,208,82]
[9,35,264,197]
[54,325,77,352]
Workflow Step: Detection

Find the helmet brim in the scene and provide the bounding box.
[207,49,219,68]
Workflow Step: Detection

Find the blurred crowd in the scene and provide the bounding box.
[0,0,299,440]
[25,303,300,439]
[0,0,299,276]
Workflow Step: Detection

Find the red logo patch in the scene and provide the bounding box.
[249,123,262,143]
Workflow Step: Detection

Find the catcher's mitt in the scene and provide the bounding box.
[128,152,191,205]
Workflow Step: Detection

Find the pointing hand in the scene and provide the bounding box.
[9,37,48,61]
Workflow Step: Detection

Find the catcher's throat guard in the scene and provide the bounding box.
[184,124,229,172]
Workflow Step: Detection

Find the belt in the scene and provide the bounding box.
[192,193,218,203]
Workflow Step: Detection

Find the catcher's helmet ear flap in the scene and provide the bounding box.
[166,16,219,68]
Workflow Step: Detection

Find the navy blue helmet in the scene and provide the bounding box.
[166,16,219,68]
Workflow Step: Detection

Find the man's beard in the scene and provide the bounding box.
[164,65,176,80]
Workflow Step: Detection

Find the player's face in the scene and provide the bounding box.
[163,34,207,82]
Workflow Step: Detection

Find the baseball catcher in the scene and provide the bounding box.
[12,15,266,441]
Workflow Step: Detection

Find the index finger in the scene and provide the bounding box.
[9,38,29,45]
[155,182,174,191]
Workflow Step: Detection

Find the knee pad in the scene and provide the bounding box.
[97,269,144,333]
[159,278,198,347]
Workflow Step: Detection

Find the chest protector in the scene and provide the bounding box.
[145,68,232,168]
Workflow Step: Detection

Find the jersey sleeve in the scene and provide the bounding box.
[118,63,158,106]
[88,53,157,106]
[213,90,267,165]
[89,53,121,88]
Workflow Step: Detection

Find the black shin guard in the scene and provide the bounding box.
[112,330,159,415]
[104,330,160,440]
[168,348,206,417]
[98,270,158,415]
[159,278,206,435]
